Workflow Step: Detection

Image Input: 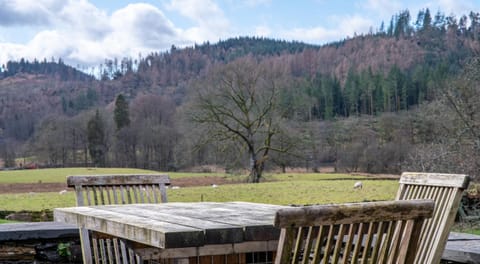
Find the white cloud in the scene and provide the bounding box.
[0,43,27,65]
[27,30,73,59]
[362,0,402,15]
[255,26,271,37]
[436,0,475,15]
[166,0,230,42]
[244,0,271,7]
[336,15,374,36]
[281,15,373,44]
[282,27,334,43]
[56,0,110,40]
[109,4,180,49]
[0,1,182,67]
[0,0,56,26]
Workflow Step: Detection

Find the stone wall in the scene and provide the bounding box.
[0,222,82,263]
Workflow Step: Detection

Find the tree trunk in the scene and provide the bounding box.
[249,164,261,183]
[248,153,263,183]
[84,145,88,167]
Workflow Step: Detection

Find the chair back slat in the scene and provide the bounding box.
[67,174,170,206]
[274,200,434,264]
[332,224,346,262]
[396,172,470,264]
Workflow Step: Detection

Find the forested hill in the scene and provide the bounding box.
[1,9,480,176]
[124,10,479,119]
[1,58,93,81]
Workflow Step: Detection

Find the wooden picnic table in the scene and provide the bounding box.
[54,201,289,263]
[54,201,480,264]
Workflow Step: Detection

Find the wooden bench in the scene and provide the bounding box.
[274,200,434,264]
[396,172,470,264]
[67,174,170,264]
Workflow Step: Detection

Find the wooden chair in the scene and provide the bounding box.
[274,199,434,264]
[67,174,171,264]
[396,172,470,264]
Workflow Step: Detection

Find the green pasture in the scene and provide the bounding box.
[0,167,399,212]
[168,180,398,205]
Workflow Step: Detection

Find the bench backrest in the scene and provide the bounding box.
[396,172,470,264]
[67,174,170,206]
[274,200,434,264]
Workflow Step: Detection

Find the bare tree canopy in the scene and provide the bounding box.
[188,57,289,182]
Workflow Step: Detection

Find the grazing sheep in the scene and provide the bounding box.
[171,186,180,189]
[353,181,363,189]
[59,190,68,195]
[211,184,218,188]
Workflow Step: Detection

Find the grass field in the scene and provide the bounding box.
[0,168,398,211]
[0,168,159,183]
[1,168,477,236]
[168,180,398,205]
[0,167,234,184]
[0,180,398,211]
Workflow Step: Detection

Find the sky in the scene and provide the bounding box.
[0,0,479,68]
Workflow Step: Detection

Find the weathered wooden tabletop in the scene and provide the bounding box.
[443,232,480,264]
[54,202,288,249]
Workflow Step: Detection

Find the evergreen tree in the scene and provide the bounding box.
[423,9,432,30]
[87,110,106,167]
[394,10,412,38]
[114,94,130,130]
[379,21,385,34]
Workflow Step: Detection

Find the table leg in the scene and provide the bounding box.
[79,227,93,264]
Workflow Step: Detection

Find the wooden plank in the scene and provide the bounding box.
[101,206,245,244]
[431,188,465,264]
[80,227,93,264]
[56,202,291,260]
[67,174,171,186]
[55,202,285,249]
[54,207,204,248]
[341,224,355,263]
[443,232,480,264]
[74,186,85,206]
[112,203,283,227]
[146,201,286,214]
[274,200,434,227]
[226,253,239,264]
[132,203,285,241]
[212,255,224,264]
[224,201,289,211]
[400,172,470,188]
[138,240,278,259]
[0,222,78,241]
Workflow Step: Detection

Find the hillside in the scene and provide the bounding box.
[1,9,480,177]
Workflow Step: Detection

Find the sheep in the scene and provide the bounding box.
[353,181,363,190]
[211,184,218,188]
[59,190,68,195]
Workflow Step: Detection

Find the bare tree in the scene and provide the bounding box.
[188,57,288,183]
[33,115,71,167]
[443,57,480,178]
[130,94,178,170]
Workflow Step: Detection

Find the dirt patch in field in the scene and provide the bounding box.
[0,176,240,194]
[171,176,240,187]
